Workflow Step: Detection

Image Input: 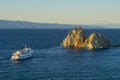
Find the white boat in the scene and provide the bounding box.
[11,46,33,60]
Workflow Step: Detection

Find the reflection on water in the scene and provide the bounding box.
[11,60,19,64]
[1,46,120,79]
[0,29,120,79]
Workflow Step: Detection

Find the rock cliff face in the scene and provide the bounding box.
[61,27,86,48]
[83,33,111,49]
[61,27,111,49]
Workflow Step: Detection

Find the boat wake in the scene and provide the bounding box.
[34,46,66,57]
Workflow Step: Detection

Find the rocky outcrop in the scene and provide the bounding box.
[61,27,111,49]
[61,27,86,48]
[83,33,111,49]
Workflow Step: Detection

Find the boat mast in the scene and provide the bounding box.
[25,44,27,48]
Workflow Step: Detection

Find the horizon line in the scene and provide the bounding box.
[0,19,120,26]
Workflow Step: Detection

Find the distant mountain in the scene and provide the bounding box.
[0,20,117,29]
[0,20,76,29]
[95,24,120,29]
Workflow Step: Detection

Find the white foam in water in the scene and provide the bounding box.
[35,46,66,54]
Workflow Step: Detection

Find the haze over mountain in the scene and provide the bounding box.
[0,20,119,29]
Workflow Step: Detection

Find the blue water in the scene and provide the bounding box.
[0,29,120,80]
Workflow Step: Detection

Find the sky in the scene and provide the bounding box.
[0,0,120,24]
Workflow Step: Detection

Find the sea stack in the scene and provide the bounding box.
[61,27,111,49]
[83,32,111,49]
[61,27,86,48]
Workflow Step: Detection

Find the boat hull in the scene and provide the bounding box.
[19,53,32,59]
[11,47,33,60]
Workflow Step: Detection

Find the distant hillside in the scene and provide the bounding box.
[95,24,120,29]
[0,20,74,29]
[0,20,108,29]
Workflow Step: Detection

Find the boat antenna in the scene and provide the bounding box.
[25,44,27,48]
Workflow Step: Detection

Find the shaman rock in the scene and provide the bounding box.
[61,27,86,48]
[61,27,111,49]
[83,33,110,49]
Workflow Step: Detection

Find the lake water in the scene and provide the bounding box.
[0,29,120,80]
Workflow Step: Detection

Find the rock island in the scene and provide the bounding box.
[61,27,110,49]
